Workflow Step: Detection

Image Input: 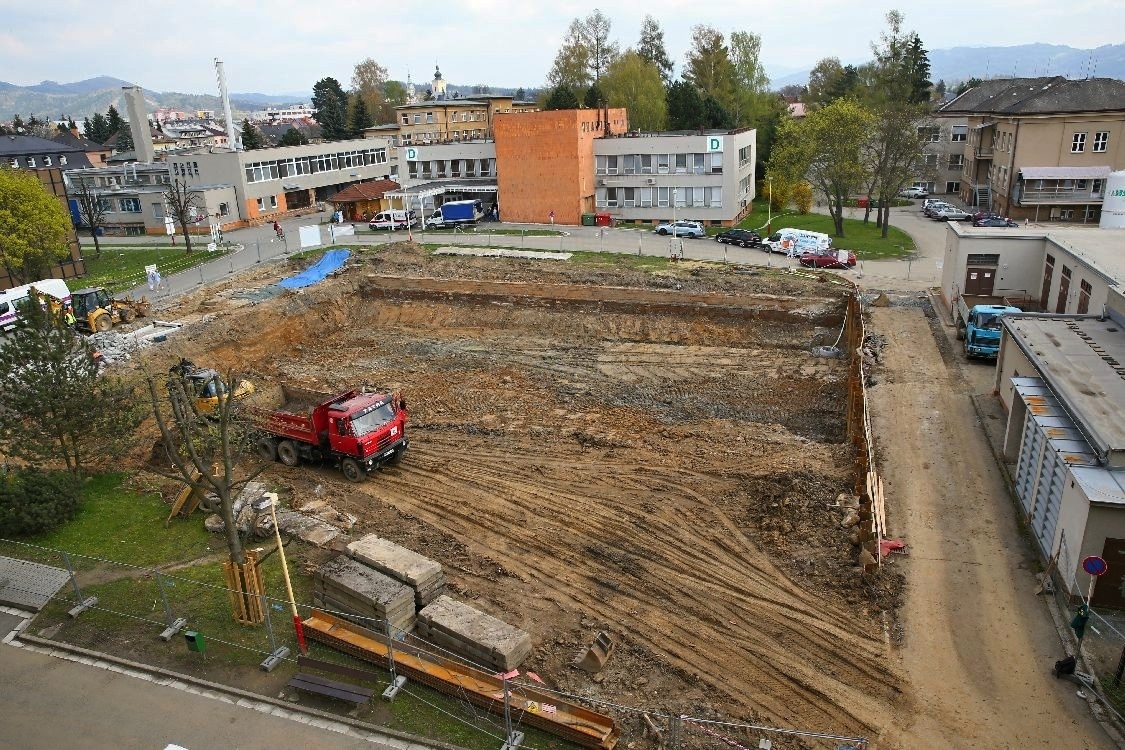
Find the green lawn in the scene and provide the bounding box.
[81,243,234,293]
[736,204,915,260]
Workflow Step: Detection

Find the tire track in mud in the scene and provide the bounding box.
[362,434,898,734]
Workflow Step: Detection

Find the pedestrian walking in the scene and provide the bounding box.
[549,210,555,224]
[273,220,283,239]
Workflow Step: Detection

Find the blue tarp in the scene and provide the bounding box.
[277,248,351,288]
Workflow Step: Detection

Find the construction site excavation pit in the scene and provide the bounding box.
[147,243,904,747]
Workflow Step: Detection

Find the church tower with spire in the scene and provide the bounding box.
[432,64,447,100]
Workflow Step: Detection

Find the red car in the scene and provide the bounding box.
[799,249,857,268]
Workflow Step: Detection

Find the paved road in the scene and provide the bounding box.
[113,203,949,311]
[0,633,434,750]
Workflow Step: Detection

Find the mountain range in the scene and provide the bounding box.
[3,43,1125,123]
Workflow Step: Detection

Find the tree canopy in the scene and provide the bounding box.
[311,77,349,140]
[637,15,674,85]
[666,80,705,130]
[683,25,737,114]
[279,127,308,146]
[0,295,141,475]
[240,119,265,150]
[0,167,73,283]
[544,84,580,111]
[351,58,393,124]
[601,51,667,131]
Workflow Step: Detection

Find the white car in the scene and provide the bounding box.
[932,207,972,222]
[655,220,705,238]
[900,187,929,199]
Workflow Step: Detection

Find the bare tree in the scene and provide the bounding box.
[163,178,200,253]
[68,173,108,258]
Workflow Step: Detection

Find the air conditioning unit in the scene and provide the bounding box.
[646,178,656,185]
[597,179,608,186]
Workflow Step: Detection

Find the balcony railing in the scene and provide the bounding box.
[1016,187,1105,205]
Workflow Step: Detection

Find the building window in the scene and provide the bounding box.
[269,195,277,208]
[675,153,687,173]
[738,145,751,165]
[256,197,266,211]
[657,154,669,173]
[918,126,940,142]
[9,158,18,168]
[97,198,113,212]
[1060,209,1074,219]
[152,202,164,219]
[426,112,434,123]
[605,155,618,174]
[946,181,960,193]
[948,154,964,170]
[1093,131,1109,152]
[951,125,967,142]
[120,198,141,213]
[1071,133,1086,152]
[921,153,938,168]
[43,156,53,166]
[413,113,421,124]
[26,157,36,168]
[59,155,67,165]
[623,154,636,174]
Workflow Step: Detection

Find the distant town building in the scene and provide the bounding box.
[249,104,317,123]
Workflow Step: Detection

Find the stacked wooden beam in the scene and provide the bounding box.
[313,555,415,633]
[346,535,446,608]
[416,595,532,672]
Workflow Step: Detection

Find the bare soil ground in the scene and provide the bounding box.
[83,242,1110,749]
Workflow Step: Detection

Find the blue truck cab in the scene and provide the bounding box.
[955,298,1022,358]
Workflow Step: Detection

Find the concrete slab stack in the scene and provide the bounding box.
[346,535,446,608]
[313,555,416,633]
[416,595,533,672]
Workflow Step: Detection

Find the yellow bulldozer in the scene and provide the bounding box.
[71,287,151,333]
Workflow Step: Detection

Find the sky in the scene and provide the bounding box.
[1,0,1121,96]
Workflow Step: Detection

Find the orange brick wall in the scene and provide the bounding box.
[494,108,628,225]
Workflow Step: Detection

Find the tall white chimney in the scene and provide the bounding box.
[123,85,155,163]
[215,58,239,151]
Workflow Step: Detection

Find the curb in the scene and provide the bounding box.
[10,631,457,750]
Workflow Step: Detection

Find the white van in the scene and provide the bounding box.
[0,278,72,332]
[762,228,832,257]
[368,210,417,231]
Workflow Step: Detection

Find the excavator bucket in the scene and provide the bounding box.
[573,631,615,673]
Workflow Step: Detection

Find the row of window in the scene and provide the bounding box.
[172,162,202,178]
[9,154,69,168]
[916,154,965,169]
[96,197,142,213]
[1072,131,1110,153]
[401,110,486,125]
[400,130,486,144]
[917,125,968,143]
[243,148,388,183]
[595,152,724,176]
[738,145,752,166]
[407,158,495,179]
[595,186,723,209]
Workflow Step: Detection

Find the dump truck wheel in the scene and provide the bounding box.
[94,314,112,332]
[255,438,278,462]
[341,458,366,483]
[277,440,300,467]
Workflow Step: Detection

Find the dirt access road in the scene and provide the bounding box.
[868,303,1111,748]
[118,242,1112,749]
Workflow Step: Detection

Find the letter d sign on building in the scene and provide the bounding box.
[706,137,722,152]
[406,147,418,161]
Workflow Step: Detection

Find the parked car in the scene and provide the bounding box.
[973,217,1019,227]
[655,220,705,238]
[922,201,954,217]
[714,228,761,247]
[970,211,1003,223]
[932,207,972,221]
[799,249,857,268]
[899,187,929,199]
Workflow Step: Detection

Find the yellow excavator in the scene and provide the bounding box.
[169,358,256,417]
[71,287,151,333]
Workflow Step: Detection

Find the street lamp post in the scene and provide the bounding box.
[767,178,773,236]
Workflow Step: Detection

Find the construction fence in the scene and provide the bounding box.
[0,536,869,750]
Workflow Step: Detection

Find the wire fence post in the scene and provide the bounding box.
[255,241,261,263]
[382,618,407,700]
[155,571,187,641]
[259,593,289,671]
[60,550,96,617]
[500,675,524,750]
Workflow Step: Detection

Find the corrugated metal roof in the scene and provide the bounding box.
[1012,378,1099,466]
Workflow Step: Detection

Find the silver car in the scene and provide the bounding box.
[932,207,971,221]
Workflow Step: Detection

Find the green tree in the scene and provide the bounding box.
[584,81,605,109]
[240,119,265,150]
[683,25,737,113]
[163,177,200,254]
[348,95,373,136]
[583,9,619,82]
[115,120,134,152]
[729,30,770,127]
[84,112,112,143]
[514,87,527,100]
[0,167,72,283]
[382,80,408,110]
[546,18,594,92]
[544,84,580,110]
[601,50,667,131]
[69,172,108,258]
[0,295,141,475]
[793,181,814,214]
[0,468,84,537]
[806,58,861,109]
[637,15,674,85]
[351,58,392,124]
[954,77,983,96]
[312,77,349,140]
[279,127,308,146]
[702,96,733,128]
[666,80,705,130]
[769,97,874,236]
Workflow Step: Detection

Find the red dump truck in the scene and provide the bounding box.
[247,384,408,482]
